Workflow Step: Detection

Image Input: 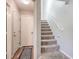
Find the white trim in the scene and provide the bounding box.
[41,39,56,42]
[60,50,72,59]
[41,44,58,48]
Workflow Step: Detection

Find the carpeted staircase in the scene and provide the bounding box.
[40,20,69,59]
[41,20,59,53]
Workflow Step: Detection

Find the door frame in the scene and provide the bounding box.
[33,0,41,59]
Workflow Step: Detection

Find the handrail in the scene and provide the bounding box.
[12,46,33,59]
[52,16,64,31]
[21,46,34,59]
[12,47,24,59]
[48,16,64,33]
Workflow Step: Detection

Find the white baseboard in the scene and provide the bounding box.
[60,50,72,59]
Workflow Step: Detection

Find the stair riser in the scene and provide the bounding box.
[41,29,51,31]
[41,20,47,22]
[41,22,48,23]
[41,31,52,33]
[41,46,59,53]
[41,24,49,26]
[41,33,52,35]
[41,41,57,45]
[41,28,50,29]
[41,23,48,25]
[41,26,50,28]
[41,20,47,21]
[41,36,55,39]
[41,24,49,25]
[41,22,49,24]
[41,23,49,26]
[41,28,51,30]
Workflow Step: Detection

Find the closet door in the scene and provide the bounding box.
[21,13,33,46]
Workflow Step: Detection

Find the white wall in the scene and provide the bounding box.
[42,0,73,57]
[7,0,20,59]
[7,4,12,59]
[7,0,21,58]
[11,0,21,56]
[21,11,33,46]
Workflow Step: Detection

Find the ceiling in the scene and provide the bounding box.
[14,0,34,11]
[14,0,71,12]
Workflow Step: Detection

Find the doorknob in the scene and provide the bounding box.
[31,32,33,34]
[19,41,21,46]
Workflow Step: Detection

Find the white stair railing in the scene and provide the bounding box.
[47,16,64,35]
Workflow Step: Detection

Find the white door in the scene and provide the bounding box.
[12,11,21,55]
[21,13,33,46]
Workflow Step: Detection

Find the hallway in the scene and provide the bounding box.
[6,0,73,59]
[7,0,35,59]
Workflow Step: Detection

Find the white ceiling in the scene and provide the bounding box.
[14,0,34,11]
[14,0,71,12]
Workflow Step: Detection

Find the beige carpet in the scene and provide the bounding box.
[40,20,69,59]
[40,51,64,59]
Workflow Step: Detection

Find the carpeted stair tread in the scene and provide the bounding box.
[41,45,59,53]
[41,44,58,48]
[41,40,57,45]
